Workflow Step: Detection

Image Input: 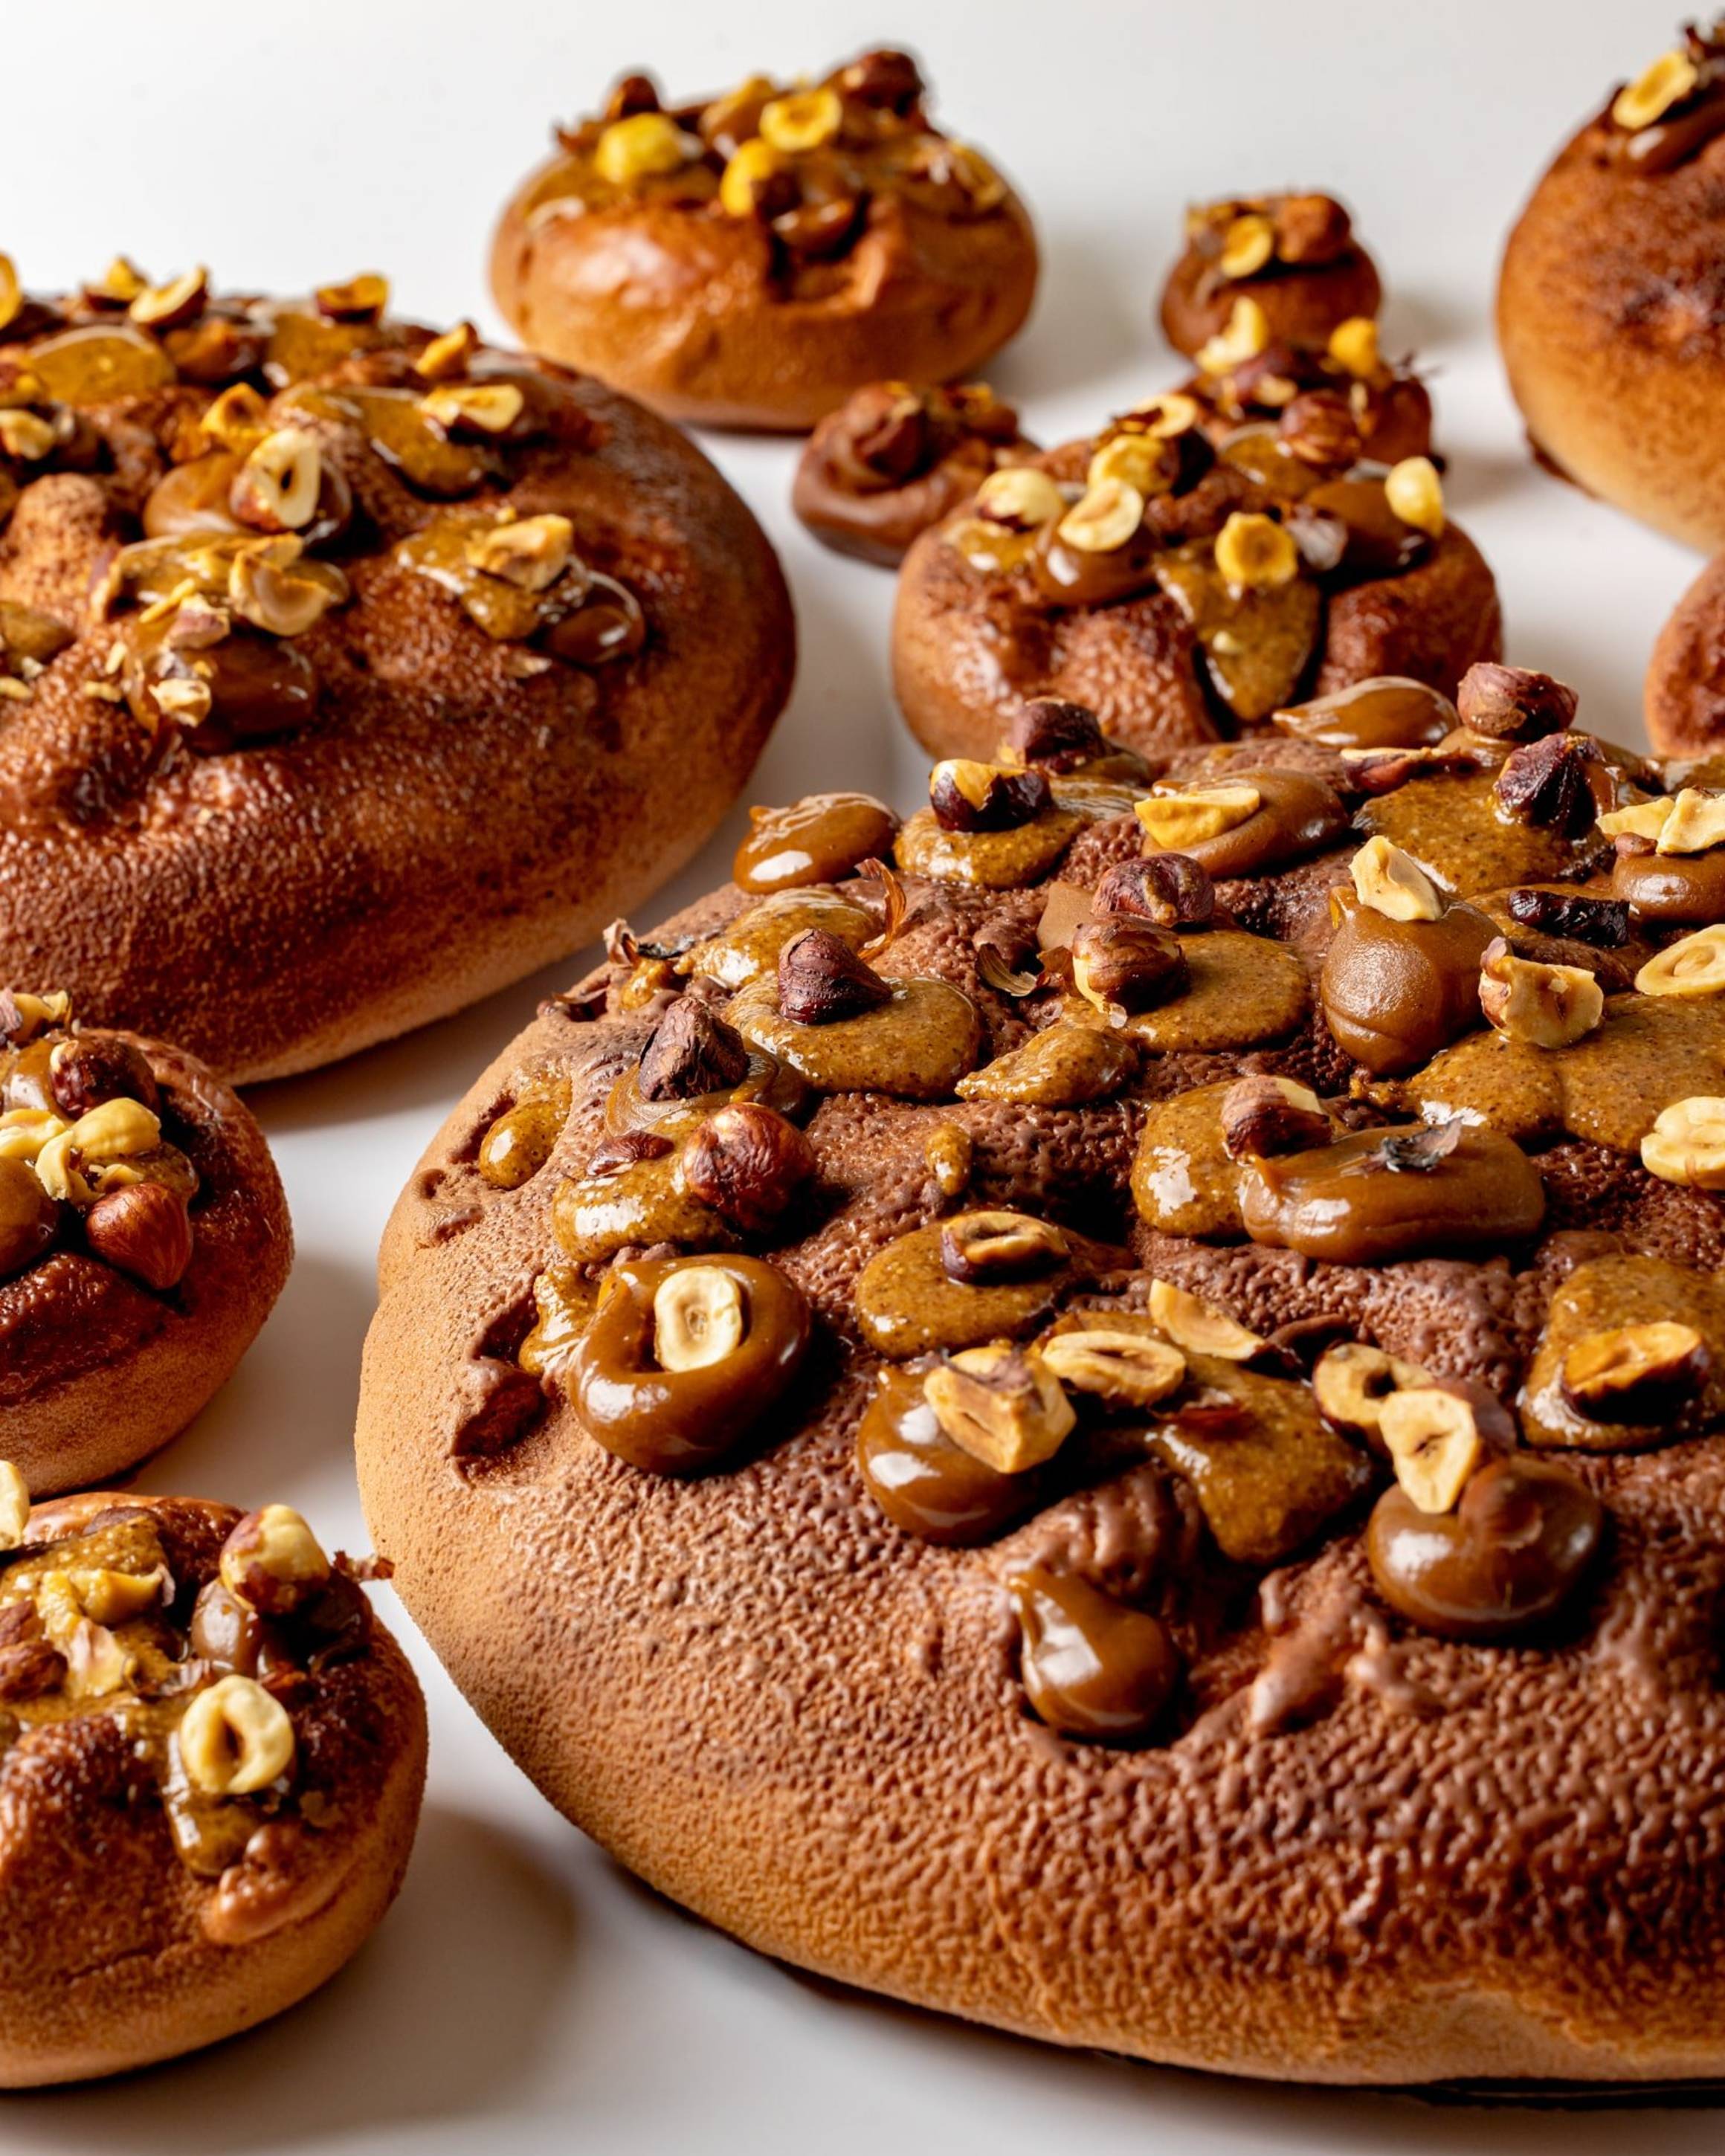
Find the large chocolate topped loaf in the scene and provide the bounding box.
[360,664,1725,2083]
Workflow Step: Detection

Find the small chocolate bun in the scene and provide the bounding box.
[1,1000,290,1496]
[1160,193,1381,359]
[1499,31,1725,550]
[362,688,1725,2082]
[490,54,1038,430]
[1645,546,1725,755]
[0,265,793,1082]
[0,1488,425,2085]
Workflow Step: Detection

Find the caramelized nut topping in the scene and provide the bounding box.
[1196,296,1269,375]
[1478,938,1605,1048]
[129,265,208,331]
[1636,925,1725,999]
[940,1210,1068,1285]
[1641,1096,1725,1187]
[1092,853,1215,929]
[974,466,1064,530]
[1135,784,1262,851]
[1384,456,1444,537]
[465,513,576,592]
[594,110,697,184]
[83,1181,193,1289]
[314,272,389,323]
[1503,888,1631,946]
[1004,697,1106,769]
[1147,1278,1262,1361]
[1495,732,1608,837]
[654,1265,746,1372]
[777,929,893,1024]
[219,1505,332,1617]
[929,758,1050,833]
[1213,511,1298,591]
[637,997,752,1101]
[1057,478,1144,554]
[1456,661,1578,744]
[1312,1340,1432,1451]
[1560,1321,1709,1423]
[178,1673,294,1797]
[679,1103,814,1231]
[1070,917,1187,1018]
[923,1343,1074,1474]
[1038,1329,1186,1409]
[1350,835,1444,922]
[1219,1075,1330,1160]
[1613,47,1700,130]
[1657,789,1725,856]
[1381,1384,1496,1514]
[0,1461,28,1550]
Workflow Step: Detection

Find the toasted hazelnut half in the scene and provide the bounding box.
[1135,783,1262,851]
[1118,392,1202,439]
[1561,1321,1709,1423]
[0,409,59,462]
[1613,47,1700,130]
[1637,925,1725,999]
[1057,478,1145,555]
[1653,788,1725,856]
[1384,456,1444,537]
[1039,1329,1186,1410]
[1312,1340,1432,1451]
[219,1504,332,1617]
[594,110,697,184]
[1087,433,1176,494]
[974,465,1065,531]
[229,538,348,638]
[1196,296,1269,375]
[1380,1387,1488,1514]
[0,1459,28,1551]
[653,1265,747,1372]
[1213,511,1298,591]
[940,1209,1068,1285]
[419,381,526,437]
[1599,797,1674,842]
[0,254,22,333]
[1327,315,1380,378]
[929,758,1050,833]
[1218,211,1276,280]
[178,1674,295,1798]
[415,320,481,383]
[719,138,788,217]
[1478,939,1605,1048]
[129,265,208,331]
[201,381,271,454]
[759,85,843,152]
[314,271,389,322]
[1350,835,1444,923]
[923,1343,1075,1474]
[466,513,577,593]
[230,428,323,533]
[1641,1097,1725,1189]
[1219,1075,1330,1161]
[1148,1278,1263,1361]
[149,677,213,729]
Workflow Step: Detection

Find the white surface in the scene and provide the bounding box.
[2,1,1718,2145]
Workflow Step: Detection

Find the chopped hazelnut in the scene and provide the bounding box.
[228,537,348,638]
[923,1343,1075,1475]
[1057,478,1145,554]
[1213,511,1299,590]
[1655,788,1725,856]
[1599,796,1674,842]
[1613,48,1700,130]
[1218,211,1275,280]
[1635,925,1725,999]
[1384,456,1444,537]
[418,381,526,437]
[1196,296,1269,375]
[1350,834,1445,923]
[1219,1075,1331,1160]
[939,1209,1068,1285]
[1039,1328,1187,1410]
[178,1673,295,1797]
[652,1265,747,1372]
[314,272,389,323]
[0,410,59,462]
[466,514,577,593]
[1070,917,1187,1017]
[1380,1386,1489,1514]
[129,265,208,331]
[34,1096,162,1204]
[1134,783,1262,851]
[1147,1278,1263,1361]
[1561,1321,1709,1423]
[759,86,843,152]
[1312,1340,1433,1451]
[1642,1096,1725,1188]
[230,428,324,534]
[1478,938,1605,1048]
[201,382,271,454]
[924,1122,973,1199]
[415,320,481,383]
[1326,316,1381,379]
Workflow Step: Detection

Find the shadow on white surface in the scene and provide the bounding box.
[10,1806,575,2146]
[992,225,1150,404]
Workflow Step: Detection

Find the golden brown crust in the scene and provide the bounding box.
[0,285,794,1082]
[1499,113,1725,551]
[1,1030,290,1495]
[1160,245,1381,361]
[1645,548,1725,755]
[0,1491,425,2085]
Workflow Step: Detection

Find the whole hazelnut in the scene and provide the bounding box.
[1278,389,1363,471]
[83,1180,192,1291]
[219,1503,332,1618]
[1493,732,1610,837]
[0,1156,59,1282]
[1070,919,1187,1016]
[1004,698,1106,769]
[1271,193,1352,265]
[1092,853,1215,929]
[680,1103,816,1232]
[636,998,752,1102]
[1456,662,1578,744]
[48,1033,161,1120]
[928,758,1051,833]
[778,929,893,1025]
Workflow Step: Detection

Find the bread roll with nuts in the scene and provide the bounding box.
[0,1477,425,2085]
[361,674,1725,2082]
[1158,192,1382,361]
[489,53,1038,431]
[1498,22,1725,551]
[0,259,793,1082]
[1,990,289,1494]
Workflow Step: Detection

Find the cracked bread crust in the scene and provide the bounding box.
[359,732,1725,2085]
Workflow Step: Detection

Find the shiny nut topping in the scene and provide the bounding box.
[1613,47,1700,130]
[929,758,1050,833]
[1641,1096,1725,1188]
[759,85,843,152]
[1279,389,1363,471]
[67,1565,168,1627]
[415,320,481,383]
[1057,478,1145,555]
[84,1181,193,1290]
[228,536,348,638]
[653,1265,746,1372]
[1147,1278,1263,1361]
[314,271,389,323]
[178,1673,295,1798]
[419,381,525,437]
[48,1034,158,1120]
[1478,938,1605,1048]
[1327,315,1381,379]
[1494,732,1608,837]
[1380,1386,1490,1514]
[1456,662,1578,744]
[720,139,790,219]
[0,254,23,332]
[230,428,323,533]
[1116,392,1202,440]
[923,1343,1076,1475]
[586,1128,674,1179]
[0,1459,28,1551]
[973,466,1065,531]
[466,514,577,592]
[777,929,892,1025]
[0,410,59,462]
[1002,697,1106,769]
[1213,511,1299,590]
[939,1209,1068,1285]
[637,997,752,1103]
[1636,924,1725,1000]
[219,1504,332,1616]
[129,265,208,330]
[1218,210,1276,280]
[1560,1321,1710,1423]
[1039,1329,1186,1410]
[201,382,271,454]
[1219,1075,1331,1160]
[149,679,213,729]
[594,110,697,184]
[1312,1340,1433,1451]
[1134,783,1262,851]
[34,1096,161,1204]
[1599,796,1675,844]
[1070,917,1187,1017]
[1092,853,1215,929]
[1196,295,1269,375]
[86,256,147,309]
[680,1103,814,1232]
[1654,787,1725,856]
[1384,456,1445,538]
[1086,433,1180,495]
[1274,192,1352,264]
[1350,835,1445,922]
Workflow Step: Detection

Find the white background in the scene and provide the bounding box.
[4,1,1720,2146]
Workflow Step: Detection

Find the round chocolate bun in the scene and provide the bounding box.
[0,262,793,1082]
[1,990,290,1497]
[1160,193,1381,361]
[891,383,1499,761]
[362,668,1725,2083]
[0,1482,425,2085]
[490,53,1039,432]
[1646,546,1725,757]
[1498,25,1725,551]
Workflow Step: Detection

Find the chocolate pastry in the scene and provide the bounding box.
[0,989,289,1494]
[1176,313,1434,468]
[489,54,1039,431]
[793,381,1037,564]
[1159,192,1381,361]
[891,380,1500,760]
[1646,546,1725,756]
[1499,20,1725,549]
[0,1472,424,2084]
[0,259,793,1080]
[363,668,1725,2082]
